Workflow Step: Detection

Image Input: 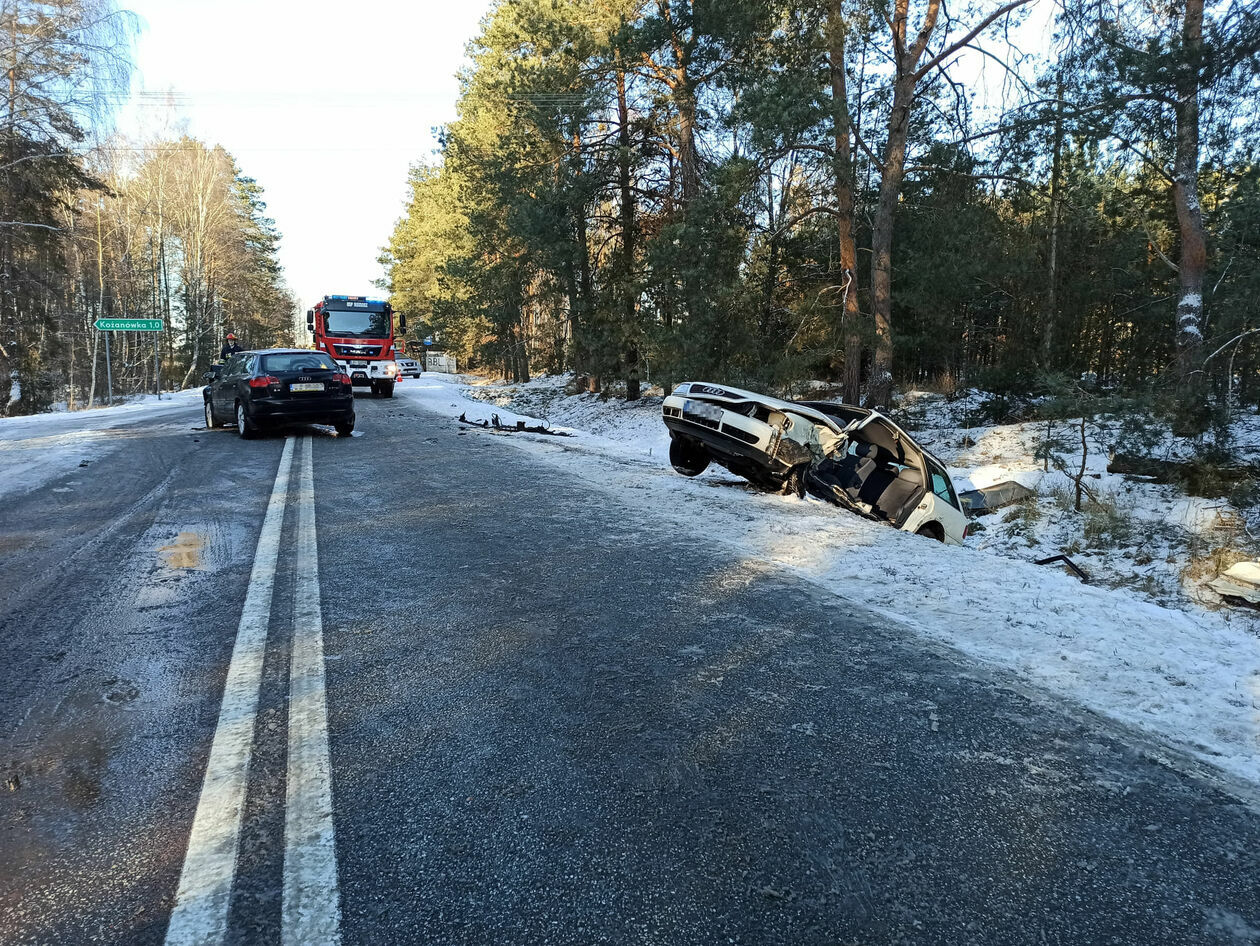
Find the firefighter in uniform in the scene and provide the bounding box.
[220,333,242,360]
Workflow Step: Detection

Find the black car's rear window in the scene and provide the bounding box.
[262,353,336,373]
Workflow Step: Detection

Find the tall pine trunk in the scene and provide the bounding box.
[1172,0,1207,417]
[827,0,863,405]
[616,56,639,400]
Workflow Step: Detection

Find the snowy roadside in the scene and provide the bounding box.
[398,373,1260,795]
[0,390,202,501]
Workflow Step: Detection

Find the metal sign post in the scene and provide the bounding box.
[104,331,113,406]
[92,320,165,403]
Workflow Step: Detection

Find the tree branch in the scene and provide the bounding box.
[914,0,1034,81]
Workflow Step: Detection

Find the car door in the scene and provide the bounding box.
[209,357,233,415]
[902,457,969,544]
[214,354,247,414]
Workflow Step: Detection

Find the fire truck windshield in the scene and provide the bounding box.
[323,309,391,338]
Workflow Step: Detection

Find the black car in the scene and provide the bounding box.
[203,348,355,438]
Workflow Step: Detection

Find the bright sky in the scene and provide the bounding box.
[115,0,493,314]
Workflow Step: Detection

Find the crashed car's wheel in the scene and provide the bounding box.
[916,523,945,542]
[782,464,808,499]
[669,437,710,477]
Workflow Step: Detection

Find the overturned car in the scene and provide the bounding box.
[661,381,970,544]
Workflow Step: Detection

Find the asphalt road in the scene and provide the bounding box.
[1,390,1258,945]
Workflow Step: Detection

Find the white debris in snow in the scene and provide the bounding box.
[399,373,1260,794]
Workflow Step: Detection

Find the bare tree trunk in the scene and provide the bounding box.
[616,54,640,401]
[1044,71,1064,369]
[659,0,700,207]
[868,73,915,407]
[867,0,1030,407]
[1172,0,1207,410]
[827,0,863,404]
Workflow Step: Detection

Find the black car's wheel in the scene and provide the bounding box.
[669,437,709,477]
[204,398,217,429]
[236,402,258,439]
[334,417,355,436]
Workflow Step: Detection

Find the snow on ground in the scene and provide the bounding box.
[399,372,1260,795]
[896,390,1260,612]
[0,390,202,501]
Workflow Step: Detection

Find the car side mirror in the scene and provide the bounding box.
[204,365,222,381]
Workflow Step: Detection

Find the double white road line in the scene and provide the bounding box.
[165,437,341,945]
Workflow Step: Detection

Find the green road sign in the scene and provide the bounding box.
[95,318,163,331]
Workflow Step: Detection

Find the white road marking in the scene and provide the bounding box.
[283,436,342,944]
[165,437,296,946]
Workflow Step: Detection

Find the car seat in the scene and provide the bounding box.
[856,446,897,508]
[875,467,925,524]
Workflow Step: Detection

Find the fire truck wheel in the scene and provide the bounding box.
[380,381,395,399]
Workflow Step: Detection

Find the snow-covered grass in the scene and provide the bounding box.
[399,372,1260,796]
[896,390,1260,613]
[0,389,202,501]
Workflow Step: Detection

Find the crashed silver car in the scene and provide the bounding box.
[661,381,970,544]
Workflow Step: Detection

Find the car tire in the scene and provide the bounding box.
[782,464,808,498]
[669,437,709,477]
[236,402,257,440]
[334,417,355,436]
[204,399,217,429]
[916,523,945,542]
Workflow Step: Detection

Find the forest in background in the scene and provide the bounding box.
[381,0,1260,434]
[0,0,295,415]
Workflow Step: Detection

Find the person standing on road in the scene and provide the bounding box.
[220,333,242,360]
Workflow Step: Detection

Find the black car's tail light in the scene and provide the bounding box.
[248,375,280,388]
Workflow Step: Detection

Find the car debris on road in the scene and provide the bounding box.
[457,412,572,436]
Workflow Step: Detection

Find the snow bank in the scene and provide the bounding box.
[399,374,1260,794]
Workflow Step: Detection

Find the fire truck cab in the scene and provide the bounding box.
[307,295,405,398]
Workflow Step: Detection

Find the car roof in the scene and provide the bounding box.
[244,348,329,355]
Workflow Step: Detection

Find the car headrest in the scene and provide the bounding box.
[897,467,923,484]
[854,442,877,460]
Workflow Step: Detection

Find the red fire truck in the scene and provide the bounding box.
[306,295,406,398]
